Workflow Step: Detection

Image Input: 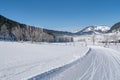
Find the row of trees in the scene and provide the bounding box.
[76,32,120,47]
[91,32,120,46]
[0,24,73,42]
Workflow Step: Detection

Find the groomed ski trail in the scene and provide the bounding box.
[29,46,120,80]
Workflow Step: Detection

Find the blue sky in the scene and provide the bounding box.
[0,0,120,31]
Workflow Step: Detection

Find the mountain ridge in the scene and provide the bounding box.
[1,15,120,42]
[75,26,110,35]
[108,22,120,32]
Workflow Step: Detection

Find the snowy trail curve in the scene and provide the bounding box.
[29,46,120,80]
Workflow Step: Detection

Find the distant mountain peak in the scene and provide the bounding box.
[76,26,110,35]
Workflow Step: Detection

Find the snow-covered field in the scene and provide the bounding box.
[0,41,120,80]
[0,41,88,80]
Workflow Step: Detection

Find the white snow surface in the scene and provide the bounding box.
[0,41,120,80]
[29,46,120,80]
[0,41,88,80]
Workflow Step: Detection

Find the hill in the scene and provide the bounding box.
[0,15,73,42]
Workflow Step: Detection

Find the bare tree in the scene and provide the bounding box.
[92,34,96,45]
[104,34,109,47]
[112,31,118,45]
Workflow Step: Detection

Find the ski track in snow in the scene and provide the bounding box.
[29,46,120,80]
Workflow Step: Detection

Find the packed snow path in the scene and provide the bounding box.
[29,46,120,80]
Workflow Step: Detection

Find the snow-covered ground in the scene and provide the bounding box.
[108,44,120,51]
[30,46,120,80]
[0,41,88,80]
[0,41,120,80]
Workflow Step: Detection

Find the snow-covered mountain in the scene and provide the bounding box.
[76,26,110,35]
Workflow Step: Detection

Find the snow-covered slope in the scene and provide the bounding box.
[0,41,88,80]
[76,26,110,35]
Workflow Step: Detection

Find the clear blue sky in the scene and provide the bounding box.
[0,0,120,31]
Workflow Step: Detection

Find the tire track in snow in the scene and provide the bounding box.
[28,46,120,80]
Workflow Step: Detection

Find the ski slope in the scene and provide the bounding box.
[0,41,88,80]
[29,46,120,80]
